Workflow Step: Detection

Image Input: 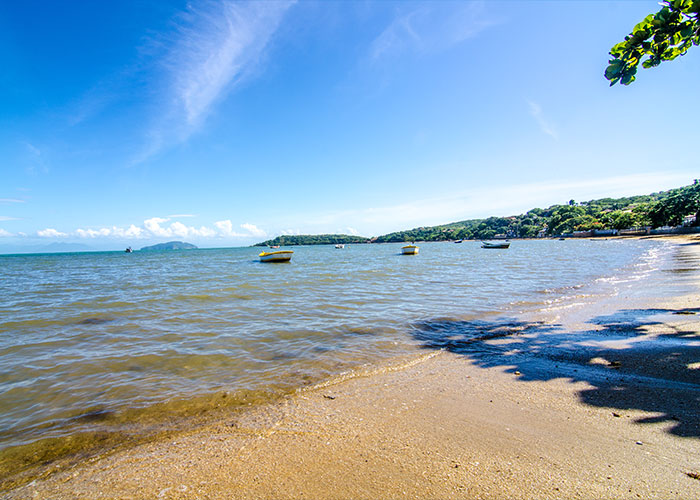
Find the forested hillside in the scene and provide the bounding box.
[373,181,699,242]
[255,234,371,247]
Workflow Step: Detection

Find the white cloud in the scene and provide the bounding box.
[138,0,294,162]
[370,2,495,61]
[32,218,263,241]
[143,217,172,237]
[215,220,266,238]
[168,221,216,238]
[23,142,49,176]
[24,142,41,157]
[141,217,216,238]
[37,228,68,238]
[281,228,301,236]
[370,10,422,61]
[527,100,558,140]
[0,216,19,221]
[123,225,145,238]
[75,228,111,238]
[345,227,360,236]
[0,198,24,204]
[241,222,266,237]
[0,228,13,237]
[75,225,146,239]
[214,219,238,236]
[170,221,190,238]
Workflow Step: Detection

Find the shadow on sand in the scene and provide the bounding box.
[410,308,700,438]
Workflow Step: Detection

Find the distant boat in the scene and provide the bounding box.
[481,241,510,249]
[259,250,293,262]
[401,244,419,255]
[269,245,280,249]
[335,244,345,249]
[125,247,133,253]
[454,240,463,243]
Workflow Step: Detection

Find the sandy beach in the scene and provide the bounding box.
[3,236,700,499]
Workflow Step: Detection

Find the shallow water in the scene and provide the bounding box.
[0,239,673,470]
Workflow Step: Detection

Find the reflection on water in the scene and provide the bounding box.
[0,239,673,480]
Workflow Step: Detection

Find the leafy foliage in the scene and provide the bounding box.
[605,0,700,85]
[252,182,699,246]
[371,181,699,242]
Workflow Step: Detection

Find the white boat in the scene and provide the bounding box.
[335,244,345,249]
[401,244,419,255]
[259,250,293,262]
[481,241,510,249]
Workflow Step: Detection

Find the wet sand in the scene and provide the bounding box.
[4,236,700,499]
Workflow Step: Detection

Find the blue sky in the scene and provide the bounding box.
[1,0,698,251]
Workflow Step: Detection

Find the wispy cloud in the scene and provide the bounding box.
[140,0,294,161]
[23,142,49,176]
[0,198,25,204]
[527,100,558,140]
[369,1,496,61]
[0,216,20,221]
[0,229,13,237]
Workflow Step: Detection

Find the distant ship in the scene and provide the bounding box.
[125,247,133,253]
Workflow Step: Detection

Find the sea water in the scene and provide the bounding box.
[0,239,674,475]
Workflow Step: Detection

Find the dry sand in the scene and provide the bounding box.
[3,236,700,499]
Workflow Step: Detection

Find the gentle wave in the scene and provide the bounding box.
[0,239,674,478]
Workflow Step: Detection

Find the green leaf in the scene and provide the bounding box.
[634,14,655,31]
[605,0,700,85]
[657,7,672,23]
[604,61,623,79]
[610,41,628,57]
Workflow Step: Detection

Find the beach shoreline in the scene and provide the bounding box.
[3,236,700,499]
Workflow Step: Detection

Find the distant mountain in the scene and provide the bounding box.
[139,241,198,251]
[254,234,370,247]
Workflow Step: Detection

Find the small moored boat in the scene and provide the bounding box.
[335,244,345,249]
[259,250,293,262]
[481,241,510,249]
[401,244,419,255]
